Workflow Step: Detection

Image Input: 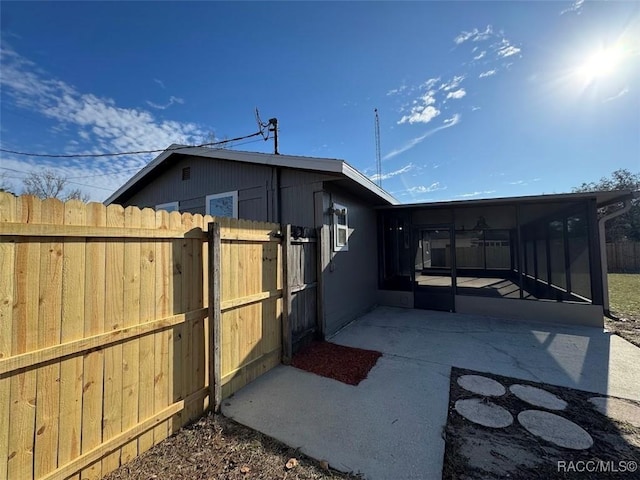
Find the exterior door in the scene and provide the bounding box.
[412,226,454,311]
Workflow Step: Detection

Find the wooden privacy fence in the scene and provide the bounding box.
[606,242,640,273]
[0,193,283,480]
[281,226,321,363]
[209,218,284,403]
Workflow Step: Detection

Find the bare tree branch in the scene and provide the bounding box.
[22,169,89,202]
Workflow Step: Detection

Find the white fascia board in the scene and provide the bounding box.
[341,162,399,205]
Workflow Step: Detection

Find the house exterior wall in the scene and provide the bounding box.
[279,169,331,227]
[123,155,276,220]
[321,184,379,336]
[120,155,336,225]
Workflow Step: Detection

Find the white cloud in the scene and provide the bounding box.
[509,180,526,185]
[153,78,166,89]
[397,89,441,125]
[443,115,459,125]
[497,43,521,58]
[473,51,486,60]
[446,89,466,100]
[422,77,441,90]
[385,114,461,160]
[471,106,481,111]
[387,84,408,96]
[0,47,204,155]
[369,163,414,182]
[440,75,465,91]
[0,46,208,201]
[398,105,440,125]
[454,25,493,45]
[407,182,445,194]
[604,87,630,103]
[560,0,585,15]
[479,69,497,78]
[456,190,496,198]
[146,96,185,110]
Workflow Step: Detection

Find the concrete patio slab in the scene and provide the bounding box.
[517,410,594,450]
[457,374,506,396]
[454,398,513,428]
[509,384,567,410]
[222,307,640,479]
[223,355,450,479]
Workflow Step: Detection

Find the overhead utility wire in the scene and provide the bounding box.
[0,130,266,159]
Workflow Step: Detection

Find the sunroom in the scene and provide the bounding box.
[376,191,634,327]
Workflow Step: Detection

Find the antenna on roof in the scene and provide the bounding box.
[374,108,382,187]
[255,108,279,155]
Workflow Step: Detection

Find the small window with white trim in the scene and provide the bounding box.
[206,191,238,218]
[332,202,349,252]
[156,201,179,212]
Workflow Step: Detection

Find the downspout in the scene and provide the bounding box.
[598,193,637,316]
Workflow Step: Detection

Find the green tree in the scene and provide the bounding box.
[22,170,89,202]
[574,169,640,242]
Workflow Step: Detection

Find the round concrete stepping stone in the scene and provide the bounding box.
[457,375,506,397]
[518,410,593,450]
[588,397,640,428]
[455,398,513,428]
[509,384,567,411]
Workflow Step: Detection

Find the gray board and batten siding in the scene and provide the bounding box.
[107,148,395,337]
[121,154,337,224]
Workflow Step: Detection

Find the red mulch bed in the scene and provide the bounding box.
[291,341,382,386]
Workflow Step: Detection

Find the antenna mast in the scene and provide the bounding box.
[374,108,382,187]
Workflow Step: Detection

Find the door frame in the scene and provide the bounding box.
[411,223,457,312]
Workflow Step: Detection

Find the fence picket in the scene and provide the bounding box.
[121,207,141,464]
[59,199,87,480]
[137,208,156,455]
[8,196,41,480]
[0,192,16,480]
[153,210,170,444]
[34,199,64,478]
[169,211,183,431]
[81,202,107,480]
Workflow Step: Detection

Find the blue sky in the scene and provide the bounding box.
[1,1,639,202]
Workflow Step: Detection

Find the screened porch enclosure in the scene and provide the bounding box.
[378,197,602,312]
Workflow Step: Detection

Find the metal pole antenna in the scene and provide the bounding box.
[374,109,382,187]
[269,118,279,155]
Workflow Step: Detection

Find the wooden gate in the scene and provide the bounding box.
[282,225,321,363]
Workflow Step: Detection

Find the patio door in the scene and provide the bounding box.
[412,226,455,312]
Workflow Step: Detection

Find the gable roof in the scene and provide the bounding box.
[105,144,398,206]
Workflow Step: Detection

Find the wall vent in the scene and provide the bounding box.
[182,167,191,180]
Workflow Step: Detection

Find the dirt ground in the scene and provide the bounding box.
[104,413,359,480]
[443,367,640,480]
[605,315,640,348]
